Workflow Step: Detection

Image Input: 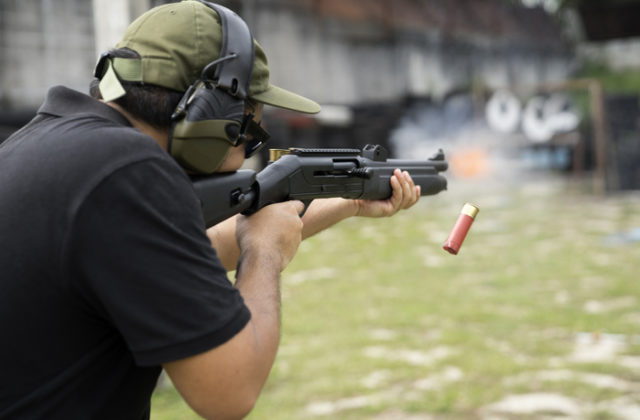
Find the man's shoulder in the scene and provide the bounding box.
[64,112,164,161]
[0,100,185,210]
[33,106,172,172]
[21,86,167,166]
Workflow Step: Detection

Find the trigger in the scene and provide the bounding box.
[299,200,312,217]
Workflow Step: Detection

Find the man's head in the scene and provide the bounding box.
[93,0,320,174]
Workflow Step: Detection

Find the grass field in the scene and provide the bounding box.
[151,171,640,419]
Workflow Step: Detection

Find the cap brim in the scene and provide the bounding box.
[250,84,321,114]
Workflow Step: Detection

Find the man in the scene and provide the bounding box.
[0,1,419,419]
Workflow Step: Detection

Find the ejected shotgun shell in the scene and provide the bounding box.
[443,203,479,255]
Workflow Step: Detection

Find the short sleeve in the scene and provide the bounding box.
[65,158,250,366]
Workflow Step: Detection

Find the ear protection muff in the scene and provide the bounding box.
[169,1,266,174]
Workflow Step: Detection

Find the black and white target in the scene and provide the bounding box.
[485,90,522,134]
[522,94,580,143]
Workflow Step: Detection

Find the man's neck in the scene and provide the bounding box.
[104,101,170,151]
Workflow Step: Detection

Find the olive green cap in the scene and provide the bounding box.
[101,0,320,114]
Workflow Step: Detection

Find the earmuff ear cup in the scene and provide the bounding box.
[169,83,245,174]
[170,128,233,174]
[167,3,255,175]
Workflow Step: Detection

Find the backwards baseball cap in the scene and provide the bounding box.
[96,0,320,114]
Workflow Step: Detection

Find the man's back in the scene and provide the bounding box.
[0,87,249,419]
[0,87,168,419]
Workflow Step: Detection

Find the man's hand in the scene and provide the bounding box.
[299,169,420,239]
[354,169,421,218]
[236,200,305,272]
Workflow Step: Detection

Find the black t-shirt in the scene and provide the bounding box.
[0,86,251,419]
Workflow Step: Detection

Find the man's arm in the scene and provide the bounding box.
[163,200,304,420]
[163,171,418,418]
[207,169,420,271]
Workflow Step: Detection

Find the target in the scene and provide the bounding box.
[485,90,522,134]
[487,90,581,142]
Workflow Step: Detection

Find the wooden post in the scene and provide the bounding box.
[536,78,610,194]
[587,80,612,194]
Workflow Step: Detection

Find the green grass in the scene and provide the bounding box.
[151,174,640,419]
[578,61,640,96]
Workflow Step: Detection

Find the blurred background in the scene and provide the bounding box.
[1,0,640,190]
[3,1,640,419]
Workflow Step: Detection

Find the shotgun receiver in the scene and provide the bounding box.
[192,144,447,228]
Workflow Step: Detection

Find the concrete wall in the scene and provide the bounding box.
[0,0,575,110]
[249,1,575,106]
[0,0,95,108]
[0,0,154,109]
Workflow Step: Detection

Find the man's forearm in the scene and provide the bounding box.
[207,216,240,271]
[208,198,358,272]
[233,249,283,390]
[300,198,358,239]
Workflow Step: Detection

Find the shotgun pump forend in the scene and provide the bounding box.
[192,144,448,228]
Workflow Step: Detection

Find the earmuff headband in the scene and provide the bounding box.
[201,1,254,98]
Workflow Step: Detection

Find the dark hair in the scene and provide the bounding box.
[89,48,184,129]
